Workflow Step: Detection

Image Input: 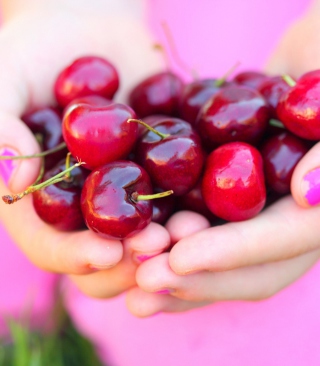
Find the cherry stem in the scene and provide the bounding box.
[0,142,67,160]
[127,119,170,139]
[269,119,285,129]
[2,160,85,204]
[215,61,241,87]
[282,75,296,87]
[131,190,174,202]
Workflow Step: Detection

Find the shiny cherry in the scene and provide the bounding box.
[54,56,119,108]
[62,102,137,170]
[81,160,153,240]
[32,157,88,231]
[134,117,204,196]
[260,131,309,194]
[196,85,269,150]
[21,106,67,168]
[277,72,320,140]
[202,142,266,221]
[128,71,184,118]
[233,70,269,89]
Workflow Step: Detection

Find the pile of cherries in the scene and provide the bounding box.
[4,55,320,240]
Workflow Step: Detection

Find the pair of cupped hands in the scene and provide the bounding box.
[1,5,320,317]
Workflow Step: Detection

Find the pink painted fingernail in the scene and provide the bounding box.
[155,288,174,294]
[302,167,320,205]
[0,148,19,186]
[132,251,162,264]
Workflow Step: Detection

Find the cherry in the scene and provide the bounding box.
[196,85,269,150]
[132,117,205,196]
[32,157,88,231]
[202,142,266,221]
[21,106,68,168]
[178,78,229,125]
[63,95,113,116]
[257,76,292,119]
[54,56,119,108]
[260,131,309,194]
[128,71,184,118]
[277,72,320,140]
[62,102,137,170]
[81,160,172,240]
[233,70,269,90]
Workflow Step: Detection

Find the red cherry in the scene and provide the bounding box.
[257,76,292,119]
[32,157,88,231]
[63,95,113,116]
[54,56,119,108]
[178,78,229,125]
[128,71,184,118]
[277,72,320,140]
[233,70,269,89]
[134,117,205,196]
[260,131,309,194]
[202,142,266,221]
[81,161,153,240]
[21,106,68,168]
[196,85,269,150]
[62,102,137,170]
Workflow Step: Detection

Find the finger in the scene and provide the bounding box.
[165,210,211,245]
[126,287,211,318]
[168,196,320,274]
[291,141,320,208]
[0,190,123,274]
[136,250,320,303]
[124,222,171,264]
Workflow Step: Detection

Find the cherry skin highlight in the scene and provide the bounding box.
[54,56,119,108]
[62,102,137,170]
[202,141,266,221]
[81,161,153,240]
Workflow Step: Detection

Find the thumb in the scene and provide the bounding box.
[0,57,41,194]
[291,142,320,208]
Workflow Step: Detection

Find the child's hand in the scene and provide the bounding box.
[126,200,320,317]
[0,1,166,298]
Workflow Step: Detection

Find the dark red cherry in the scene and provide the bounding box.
[202,142,266,221]
[258,76,292,119]
[63,95,113,116]
[277,72,320,140]
[54,56,119,108]
[21,106,68,168]
[128,71,184,118]
[62,102,137,170]
[151,187,176,225]
[233,70,269,90]
[32,158,88,231]
[134,118,205,196]
[260,131,309,194]
[81,161,153,240]
[178,78,229,125]
[196,85,269,150]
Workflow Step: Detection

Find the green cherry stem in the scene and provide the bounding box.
[131,190,174,202]
[0,142,67,160]
[215,61,241,87]
[269,119,285,129]
[127,119,170,139]
[282,75,296,87]
[2,161,85,204]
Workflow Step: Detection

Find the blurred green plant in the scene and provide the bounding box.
[0,310,104,366]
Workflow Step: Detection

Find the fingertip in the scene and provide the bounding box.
[165,210,210,244]
[0,115,41,193]
[291,142,320,208]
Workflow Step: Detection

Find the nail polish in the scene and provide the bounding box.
[0,148,19,186]
[302,167,320,205]
[155,288,174,295]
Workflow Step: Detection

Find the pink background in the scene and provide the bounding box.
[1,0,320,365]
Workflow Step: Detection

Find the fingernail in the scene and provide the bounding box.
[155,288,175,294]
[132,251,162,264]
[302,167,320,205]
[89,263,116,271]
[0,148,19,186]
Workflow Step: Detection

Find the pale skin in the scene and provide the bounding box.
[1,0,320,316]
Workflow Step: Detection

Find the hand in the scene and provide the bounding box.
[0,0,167,298]
[125,3,320,316]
